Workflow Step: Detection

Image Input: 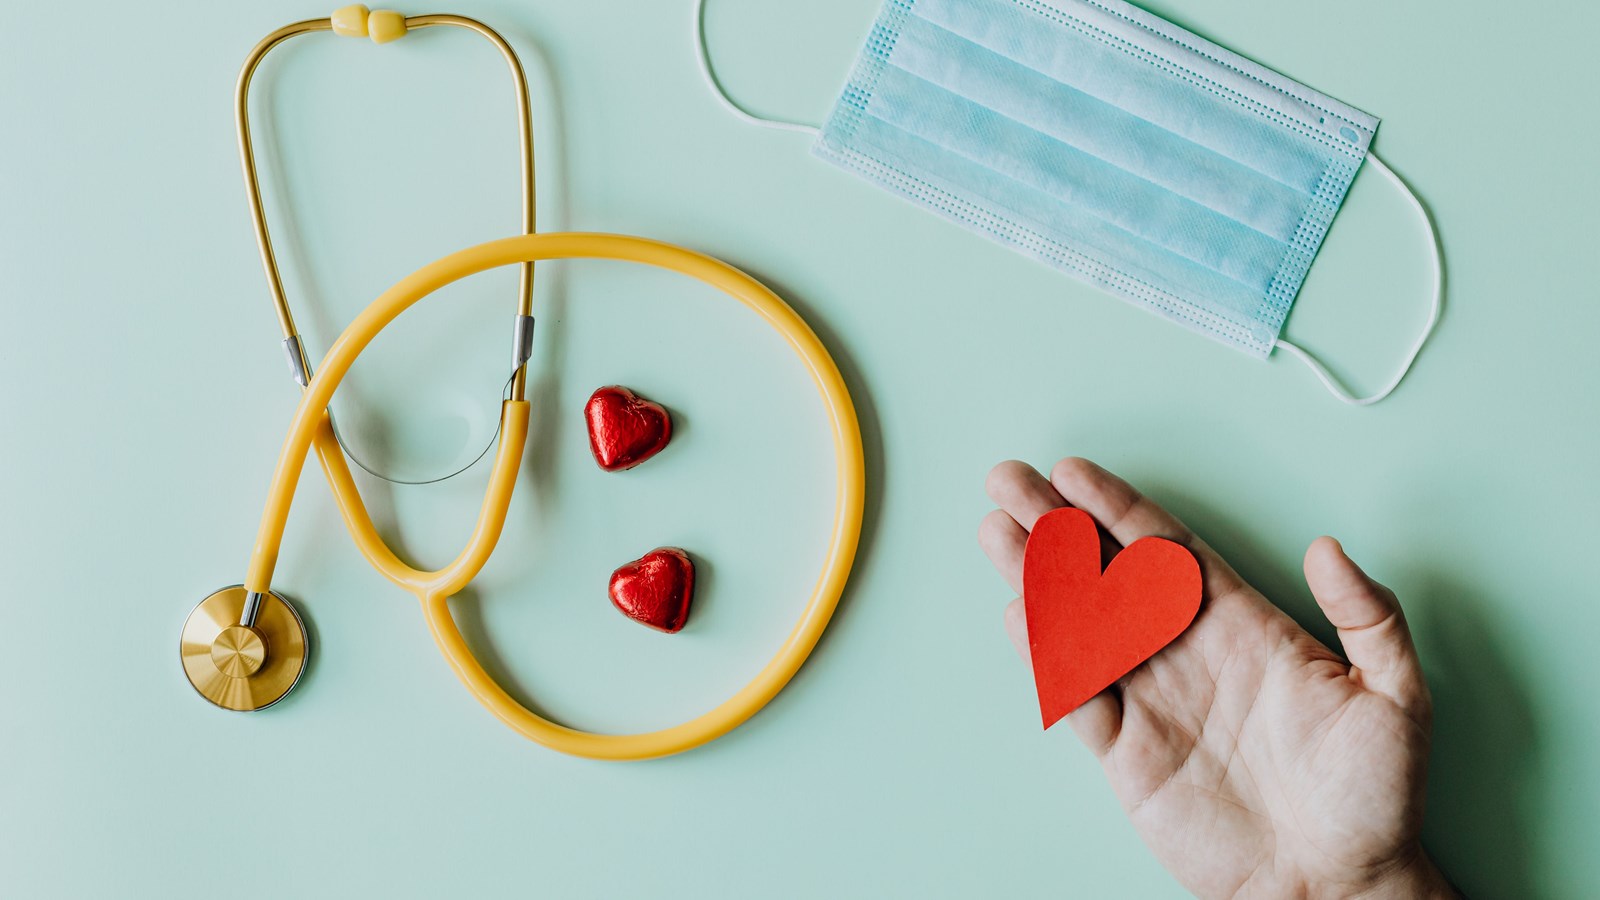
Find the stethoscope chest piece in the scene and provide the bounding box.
[181,586,308,711]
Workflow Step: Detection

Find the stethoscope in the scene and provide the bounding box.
[180,6,865,760]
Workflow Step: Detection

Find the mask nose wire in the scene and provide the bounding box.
[693,0,821,136]
[1274,151,1444,406]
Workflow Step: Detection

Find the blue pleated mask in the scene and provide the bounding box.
[695,0,1442,404]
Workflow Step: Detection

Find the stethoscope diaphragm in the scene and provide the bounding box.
[180,586,308,712]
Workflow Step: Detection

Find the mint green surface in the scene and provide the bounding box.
[1,0,1595,896]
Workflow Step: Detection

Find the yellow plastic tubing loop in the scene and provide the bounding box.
[243,233,865,760]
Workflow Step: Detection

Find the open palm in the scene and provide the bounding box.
[979,458,1456,898]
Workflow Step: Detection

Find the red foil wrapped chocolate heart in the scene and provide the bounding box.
[585,386,672,471]
[609,548,695,633]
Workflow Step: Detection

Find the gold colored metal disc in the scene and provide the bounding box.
[181,586,307,711]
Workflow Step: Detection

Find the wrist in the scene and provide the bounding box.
[1350,848,1458,900]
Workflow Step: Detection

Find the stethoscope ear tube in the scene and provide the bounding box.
[237,11,539,483]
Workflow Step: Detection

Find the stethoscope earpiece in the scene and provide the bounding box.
[181,586,308,712]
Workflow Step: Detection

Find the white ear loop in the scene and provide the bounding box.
[1274,152,1443,406]
[695,2,1441,406]
[693,0,821,136]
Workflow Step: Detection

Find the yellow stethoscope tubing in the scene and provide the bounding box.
[244,232,865,760]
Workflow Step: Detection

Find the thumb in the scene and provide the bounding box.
[1304,536,1431,721]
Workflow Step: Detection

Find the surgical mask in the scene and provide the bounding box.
[693,0,1442,405]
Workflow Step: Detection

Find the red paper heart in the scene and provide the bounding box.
[1023,507,1201,729]
[609,548,695,633]
[585,386,671,471]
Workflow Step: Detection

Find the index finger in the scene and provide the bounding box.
[980,460,1123,591]
[1048,457,1249,602]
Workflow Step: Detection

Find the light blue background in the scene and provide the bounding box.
[1,0,1595,896]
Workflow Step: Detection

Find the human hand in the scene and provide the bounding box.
[979,458,1458,899]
